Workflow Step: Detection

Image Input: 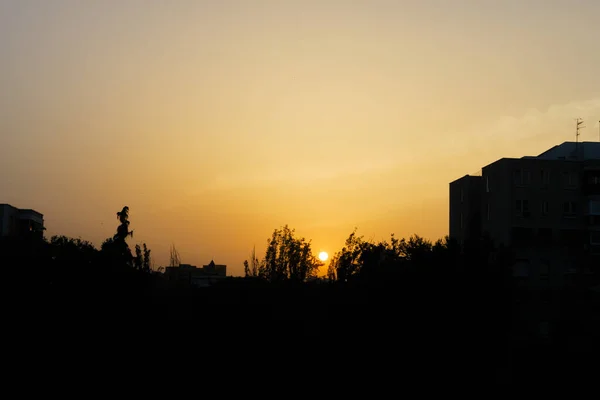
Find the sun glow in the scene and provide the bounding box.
[318,251,328,262]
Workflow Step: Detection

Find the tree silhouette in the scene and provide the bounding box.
[131,243,151,271]
[115,206,133,241]
[243,245,262,278]
[169,244,181,267]
[257,225,322,282]
[134,244,143,270]
[142,243,151,272]
[328,228,365,282]
[328,230,462,283]
[100,206,134,268]
[396,234,433,263]
[49,235,98,265]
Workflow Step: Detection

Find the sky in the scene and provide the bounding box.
[1,0,599,276]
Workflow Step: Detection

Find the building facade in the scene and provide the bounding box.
[449,142,600,287]
[0,204,45,238]
[164,260,227,287]
[202,260,227,276]
[449,175,483,247]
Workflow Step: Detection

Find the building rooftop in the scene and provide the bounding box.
[536,141,600,161]
[0,204,44,215]
[449,174,482,185]
[478,141,600,172]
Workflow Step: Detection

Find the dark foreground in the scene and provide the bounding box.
[10,270,599,388]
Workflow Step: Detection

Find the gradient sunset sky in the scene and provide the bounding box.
[1,0,599,275]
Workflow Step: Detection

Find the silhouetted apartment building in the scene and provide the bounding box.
[450,141,600,286]
[449,175,483,246]
[0,204,44,238]
[164,260,227,287]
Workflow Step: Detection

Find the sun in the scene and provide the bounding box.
[318,251,328,262]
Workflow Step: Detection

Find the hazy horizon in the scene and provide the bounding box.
[1,0,599,275]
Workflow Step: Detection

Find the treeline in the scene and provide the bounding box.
[2,206,159,293]
[2,207,513,290]
[243,225,513,289]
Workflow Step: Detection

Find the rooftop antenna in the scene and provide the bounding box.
[574,118,586,158]
[575,118,585,143]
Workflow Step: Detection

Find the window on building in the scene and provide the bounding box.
[562,172,578,188]
[514,169,531,186]
[541,201,549,216]
[587,175,600,185]
[514,169,521,185]
[540,169,550,187]
[515,199,530,216]
[563,201,577,217]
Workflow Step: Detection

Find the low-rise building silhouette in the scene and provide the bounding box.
[164,260,227,287]
[202,259,227,276]
[0,204,44,238]
[450,141,600,287]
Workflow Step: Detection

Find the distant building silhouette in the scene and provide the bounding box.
[0,204,44,238]
[450,141,600,287]
[164,260,227,287]
[202,259,227,276]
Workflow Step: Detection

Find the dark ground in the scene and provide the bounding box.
[9,273,598,388]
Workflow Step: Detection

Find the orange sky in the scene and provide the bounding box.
[1,1,599,275]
